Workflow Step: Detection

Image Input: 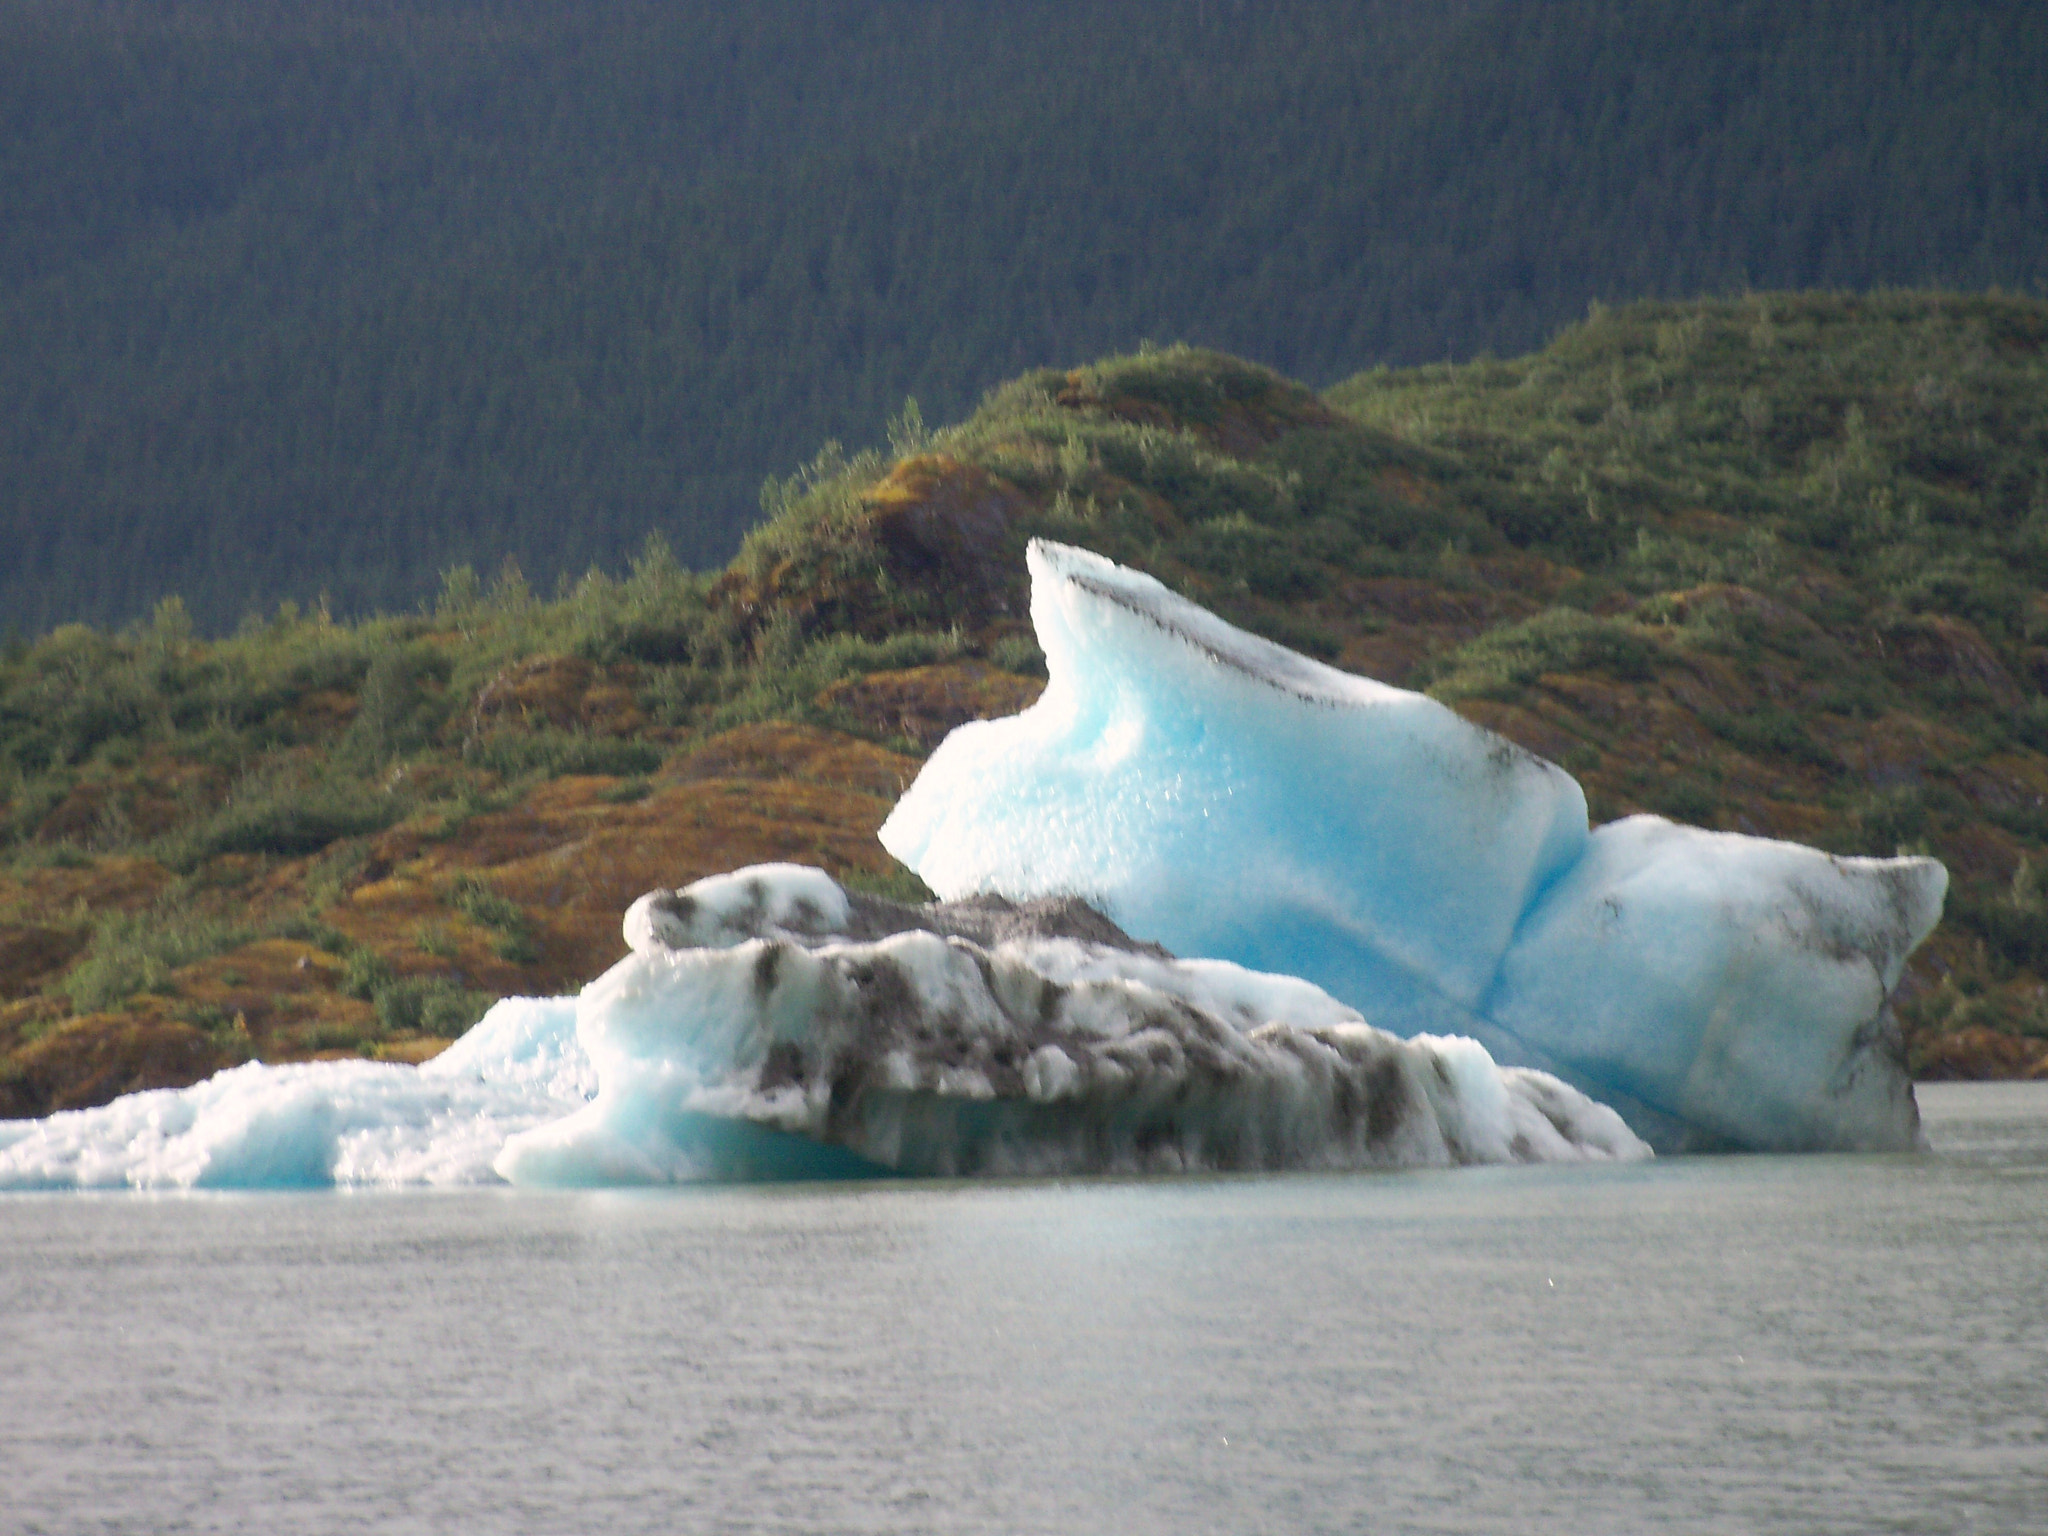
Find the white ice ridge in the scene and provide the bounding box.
[495,866,1648,1181]
[497,866,1648,1182]
[881,540,1949,1153]
[0,864,1648,1190]
[0,996,592,1190]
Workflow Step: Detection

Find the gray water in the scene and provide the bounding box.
[5,1083,2045,1536]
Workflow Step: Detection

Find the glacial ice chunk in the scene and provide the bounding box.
[0,997,591,1190]
[1489,816,1942,1151]
[880,543,1590,1013]
[497,867,1650,1182]
[881,541,1947,1153]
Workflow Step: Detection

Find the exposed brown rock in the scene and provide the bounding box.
[862,455,1032,627]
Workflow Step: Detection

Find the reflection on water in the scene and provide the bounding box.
[4,1083,2045,1536]
[1919,1080,2048,1169]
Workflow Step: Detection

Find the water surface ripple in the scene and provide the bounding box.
[5,1082,2044,1535]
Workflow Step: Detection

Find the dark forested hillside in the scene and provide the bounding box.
[3,0,2045,633]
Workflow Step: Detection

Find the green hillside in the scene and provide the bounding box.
[4,0,2045,633]
[4,290,2046,1117]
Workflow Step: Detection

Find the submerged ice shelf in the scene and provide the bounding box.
[882,541,1947,1154]
[0,864,1647,1189]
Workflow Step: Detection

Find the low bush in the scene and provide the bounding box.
[447,874,540,963]
[341,948,394,1000]
[472,731,663,780]
[159,773,404,871]
[371,976,492,1038]
[1421,609,1658,701]
[62,900,251,1012]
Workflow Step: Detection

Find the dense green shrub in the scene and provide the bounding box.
[62,901,251,1013]
[447,874,539,963]
[158,771,404,871]
[371,977,492,1039]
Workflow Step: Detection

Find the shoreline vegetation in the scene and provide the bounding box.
[5,290,2047,1117]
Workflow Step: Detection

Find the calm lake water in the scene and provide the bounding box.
[5,1082,2045,1536]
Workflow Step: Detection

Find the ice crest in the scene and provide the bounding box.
[881,540,1591,1013]
[882,540,1946,1153]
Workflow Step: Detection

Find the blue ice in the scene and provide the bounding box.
[882,541,1946,1152]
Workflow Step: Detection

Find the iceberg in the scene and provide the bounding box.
[0,996,592,1190]
[881,541,1947,1153]
[0,864,1647,1189]
[498,864,1648,1182]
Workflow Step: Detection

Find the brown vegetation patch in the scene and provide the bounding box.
[1,1014,228,1117]
[1466,550,1578,602]
[0,923,90,997]
[1336,629,1433,687]
[0,856,172,923]
[1053,367,1341,457]
[818,663,1045,752]
[1915,1025,2048,1081]
[1934,820,2030,887]
[485,775,906,985]
[32,781,121,846]
[1375,466,1443,511]
[469,654,648,736]
[1533,673,1636,729]
[1660,582,1827,639]
[1954,756,2048,817]
[1345,577,1538,636]
[1449,700,1591,768]
[1726,800,1839,844]
[173,940,373,1054]
[313,725,922,994]
[669,723,920,799]
[292,688,359,733]
[1836,713,1974,790]
[1659,653,1756,717]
